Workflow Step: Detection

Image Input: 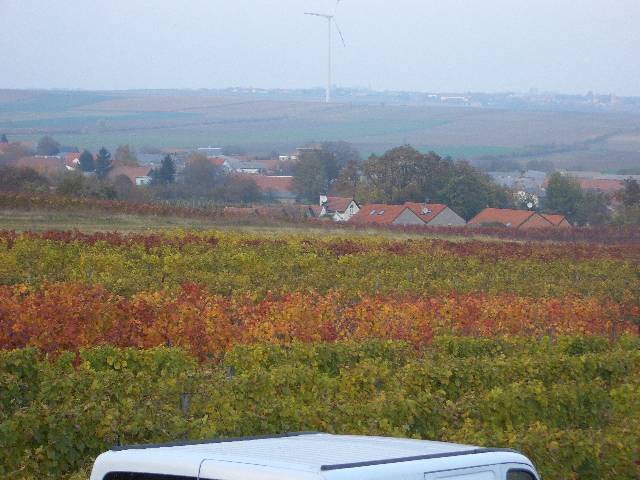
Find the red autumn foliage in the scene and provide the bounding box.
[1,283,636,361]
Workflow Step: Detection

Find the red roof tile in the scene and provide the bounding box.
[541,213,570,226]
[324,196,354,212]
[576,178,625,193]
[107,166,152,183]
[210,157,226,166]
[468,208,540,228]
[404,203,448,223]
[12,156,66,173]
[350,204,415,225]
[252,176,294,193]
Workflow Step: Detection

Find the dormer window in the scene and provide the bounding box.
[369,210,376,215]
[378,210,385,215]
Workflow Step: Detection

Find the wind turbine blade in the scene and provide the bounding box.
[334,0,341,15]
[333,18,346,47]
[305,12,333,18]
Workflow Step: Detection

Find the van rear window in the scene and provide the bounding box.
[104,473,198,480]
[507,470,536,480]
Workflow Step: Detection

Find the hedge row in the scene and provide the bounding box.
[1,234,637,298]
[2,339,639,479]
[1,283,637,359]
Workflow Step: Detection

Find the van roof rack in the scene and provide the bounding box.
[320,448,517,470]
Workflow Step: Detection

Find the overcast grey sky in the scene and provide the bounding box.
[1,0,638,95]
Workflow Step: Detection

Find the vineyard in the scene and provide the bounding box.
[0,229,639,479]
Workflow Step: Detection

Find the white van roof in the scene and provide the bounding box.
[91,432,534,479]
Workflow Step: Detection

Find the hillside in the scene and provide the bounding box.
[2,89,640,171]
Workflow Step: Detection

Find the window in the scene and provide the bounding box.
[369,210,376,215]
[104,473,198,480]
[506,469,536,480]
[378,210,385,215]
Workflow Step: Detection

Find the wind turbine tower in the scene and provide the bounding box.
[305,5,345,103]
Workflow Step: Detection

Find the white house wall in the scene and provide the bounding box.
[392,209,424,226]
[428,207,466,226]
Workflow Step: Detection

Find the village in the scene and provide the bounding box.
[4,134,640,229]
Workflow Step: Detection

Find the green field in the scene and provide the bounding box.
[3,89,640,169]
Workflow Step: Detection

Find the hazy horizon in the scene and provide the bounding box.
[1,0,639,96]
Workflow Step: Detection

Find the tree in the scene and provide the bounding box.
[220,176,262,203]
[576,191,610,226]
[78,150,95,172]
[182,154,224,196]
[292,149,338,203]
[0,166,49,192]
[114,145,139,166]
[319,141,361,169]
[36,136,60,156]
[439,162,512,220]
[525,159,555,173]
[622,178,640,207]
[0,142,33,166]
[56,172,86,197]
[95,147,112,180]
[544,173,583,223]
[333,160,361,198]
[0,134,8,144]
[151,155,176,185]
[362,146,453,203]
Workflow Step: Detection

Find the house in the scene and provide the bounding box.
[403,202,466,226]
[62,152,81,170]
[575,178,625,195]
[349,204,424,226]
[227,159,267,175]
[541,213,572,228]
[319,195,360,222]
[488,170,547,195]
[468,208,553,229]
[107,166,153,186]
[252,175,297,204]
[12,156,66,174]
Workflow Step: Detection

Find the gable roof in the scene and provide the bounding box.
[576,178,625,194]
[468,208,541,228]
[350,204,415,225]
[12,156,66,173]
[403,203,448,223]
[541,213,570,226]
[324,196,355,213]
[107,166,152,183]
[252,175,294,193]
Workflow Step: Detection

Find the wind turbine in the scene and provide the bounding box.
[305,1,346,103]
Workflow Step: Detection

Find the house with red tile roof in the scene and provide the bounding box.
[12,156,66,174]
[541,213,572,228]
[252,175,297,204]
[319,195,360,222]
[576,178,625,195]
[468,208,554,229]
[404,202,466,226]
[107,166,153,186]
[349,204,424,226]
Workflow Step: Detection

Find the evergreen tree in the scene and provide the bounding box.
[0,134,8,144]
[623,178,640,207]
[78,150,95,172]
[153,154,176,185]
[95,147,112,180]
